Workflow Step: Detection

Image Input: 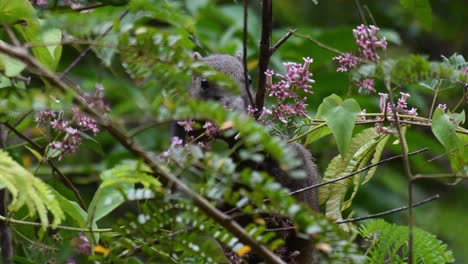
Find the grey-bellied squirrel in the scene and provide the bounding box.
[175,52,320,263]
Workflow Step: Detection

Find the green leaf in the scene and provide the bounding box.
[14,26,62,71]
[400,0,432,31]
[316,94,361,155]
[304,123,332,146]
[49,188,87,227]
[87,161,160,226]
[0,53,26,77]
[360,219,455,264]
[24,145,43,162]
[319,128,380,225]
[362,134,390,184]
[431,109,465,173]
[0,0,37,25]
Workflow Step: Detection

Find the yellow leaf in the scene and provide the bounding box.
[94,245,111,256]
[254,218,266,225]
[220,121,234,130]
[236,245,251,257]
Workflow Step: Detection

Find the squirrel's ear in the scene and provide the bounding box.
[192,52,203,60]
[234,50,243,62]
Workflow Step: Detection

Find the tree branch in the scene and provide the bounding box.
[0,124,13,264]
[270,28,297,54]
[336,194,439,224]
[0,41,285,264]
[255,0,273,116]
[243,0,255,108]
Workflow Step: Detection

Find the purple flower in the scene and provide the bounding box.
[357,78,376,94]
[177,120,195,132]
[247,105,257,115]
[36,0,48,6]
[265,57,315,123]
[170,136,183,148]
[203,122,219,138]
[333,52,360,72]
[353,24,387,62]
[437,104,447,112]
[73,233,91,254]
[378,93,388,112]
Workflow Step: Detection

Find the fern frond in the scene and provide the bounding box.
[360,219,455,264]
[0,149,65,229]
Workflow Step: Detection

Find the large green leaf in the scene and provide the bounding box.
[431,108,465,173]
[316,94,361,156]
[87,161,161,226]
[400,0,432,31]
[14,26,63,72]
[320,128,381,226]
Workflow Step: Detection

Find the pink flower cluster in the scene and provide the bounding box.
[333,25,387,94]
[374,92,418,134]
[35,84,109,159]
[333,52,360,72]
[265,57,315,123]
[353,24,387,62]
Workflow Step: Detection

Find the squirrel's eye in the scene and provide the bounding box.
[248,75,252,85]
[201,78,209,90]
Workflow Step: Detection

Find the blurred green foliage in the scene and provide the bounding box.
[0,0,466,263]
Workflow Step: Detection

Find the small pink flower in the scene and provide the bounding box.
[437,104,447,112]
[357,78,376,94]
[203,122,218,138]
[177,120,195,132]
[378,93,388,112]
[36,0,48,6]
[333,52,360,72]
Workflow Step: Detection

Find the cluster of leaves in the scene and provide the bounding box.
[359,219,454,263]
[0,0,466,263]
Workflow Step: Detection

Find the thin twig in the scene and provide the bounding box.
[412,173,468,180]
[385,82,414,264]
[353,0,368,27]
[12,111,33,127]
[25,39,129,51]
[416,143,468,170]
[270,28,297,54]
[336,195,439,224]
[0,214,111,232]
[72,3,106,12]
[59,9,129,79]
[2,24,21,47]
[265,195,440,231]
[363,5,377,26]
[255,0,273,117]
[288,148,428,196]
[428,80,440,119]
[243,0,255,108]
[0,41,285,264]
[293,32,342,54]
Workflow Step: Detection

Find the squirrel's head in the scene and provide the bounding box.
[190,52,252,112]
